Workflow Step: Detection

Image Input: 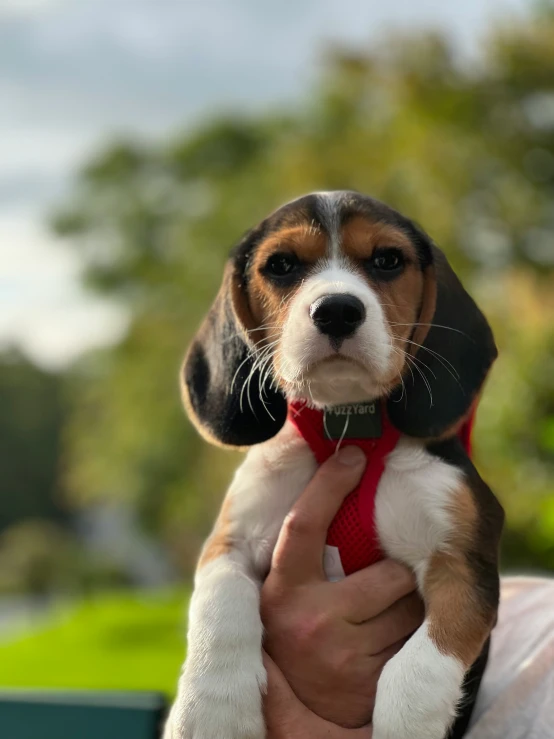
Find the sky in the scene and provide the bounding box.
[0,0,531,369]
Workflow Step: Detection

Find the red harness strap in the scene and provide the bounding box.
[288,402,475,577]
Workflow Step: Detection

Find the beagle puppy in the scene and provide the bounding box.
[165,191,504,739]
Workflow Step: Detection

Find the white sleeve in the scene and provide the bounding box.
[467,577,554,739]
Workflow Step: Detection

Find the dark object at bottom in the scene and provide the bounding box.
[448,637,490,739]
[0,690,167,739]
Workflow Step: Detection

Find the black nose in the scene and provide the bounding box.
[310,294,366,339]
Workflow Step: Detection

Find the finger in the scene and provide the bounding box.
[271,446,366,584]
[337,559,417,622]
[358,637,408,686]
[371,635,409,664]
[263,651,305,720]
[343,724,373,738]
[361,592,425,653]
[264,652,373,739]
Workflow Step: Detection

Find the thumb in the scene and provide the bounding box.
[271,446,366,583]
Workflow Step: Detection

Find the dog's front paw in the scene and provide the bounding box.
[372,627,465,739]
[165,656,267,739]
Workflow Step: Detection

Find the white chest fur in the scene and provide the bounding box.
[375,437,463,583]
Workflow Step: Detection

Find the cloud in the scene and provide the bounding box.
[0,0,305,132]
[0,0,65,18]
[0,0,530,135]
[0,208,127,368]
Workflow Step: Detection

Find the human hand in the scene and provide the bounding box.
[261,446,424,729]
[264,651,372,739]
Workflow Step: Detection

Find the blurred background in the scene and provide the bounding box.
[1,0,553,699]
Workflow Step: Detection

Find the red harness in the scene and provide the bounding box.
[288,401,474,577]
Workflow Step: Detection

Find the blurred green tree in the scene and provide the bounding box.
[53,8,554,574]
[0,351,66,531]
[0,520,79,596]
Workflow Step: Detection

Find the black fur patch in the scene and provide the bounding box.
[185,337,287,447]
[387,248,497,438]
[426,436,504,615]
[448,638,491,739]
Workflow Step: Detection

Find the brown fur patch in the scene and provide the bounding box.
[341,217,416,260]
[247,225,327,331]
[424,486,494,667]
[372,268,422,341]
[197,496,233,569]
[409,264,437,356]
[449,483,479,542]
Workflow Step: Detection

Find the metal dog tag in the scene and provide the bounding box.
[323,402,382,440]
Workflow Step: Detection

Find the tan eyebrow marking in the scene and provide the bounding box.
[253,226,328,262]
[340,216,416,260]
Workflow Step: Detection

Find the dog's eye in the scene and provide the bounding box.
[368,248,405,277]
[265,253,300,277]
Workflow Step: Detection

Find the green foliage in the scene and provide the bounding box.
[0,589,187,696]
[0,351,66,532]
[0,520,80,596]
[476,276,554,570]
[50,10,554,573]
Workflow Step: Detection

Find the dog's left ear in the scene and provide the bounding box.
[387,241,497,439]
[182,230,288,449]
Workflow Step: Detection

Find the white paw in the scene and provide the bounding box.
[372,625,465,739]
[168,655,267,739]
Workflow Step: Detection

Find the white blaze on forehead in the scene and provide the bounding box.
[315,191,344,259]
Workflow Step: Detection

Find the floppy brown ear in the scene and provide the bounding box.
[182,236,287,448]
[387,245,497,439]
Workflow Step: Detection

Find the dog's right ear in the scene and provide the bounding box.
[182,230,288,449]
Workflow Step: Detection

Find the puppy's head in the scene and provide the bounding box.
[183,191,497,447]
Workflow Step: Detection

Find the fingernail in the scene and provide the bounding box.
[337,446,366,466]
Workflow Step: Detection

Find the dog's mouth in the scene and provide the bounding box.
[314,353,366,368]
[279,354,386,408]
[308,354,369,377]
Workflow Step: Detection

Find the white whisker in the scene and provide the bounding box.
[405,354,433,408]
[389,322,469,339]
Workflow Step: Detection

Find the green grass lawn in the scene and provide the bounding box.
[0,589,189,697]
